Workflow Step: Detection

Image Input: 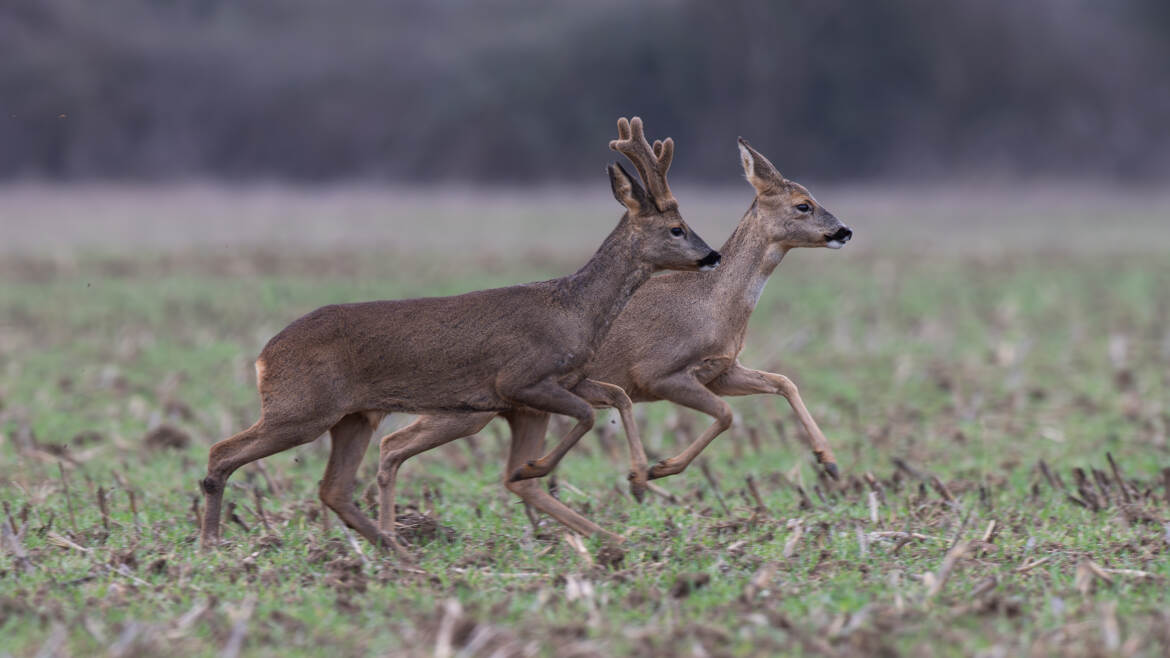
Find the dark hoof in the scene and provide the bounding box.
[823,462,840,481]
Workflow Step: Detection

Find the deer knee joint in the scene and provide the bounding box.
[318,485,344,508]
[714,405,734,432]
[199,477,222,496]
[379,433,405,456]
[609,389,633,412]
[376,466,395,488]
[379,444,404,464]
[772,374,798,398]
[576,412,596,432]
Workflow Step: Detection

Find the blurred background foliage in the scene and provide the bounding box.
[2,0,1168,183]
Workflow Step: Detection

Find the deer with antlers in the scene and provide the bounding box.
[199,117,719,553]
[377,136,851,543]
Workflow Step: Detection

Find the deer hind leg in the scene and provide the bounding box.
[572,379,649,502]
[707,364,839,479]
[505,381,594,482]
[200,413,335,550]
[503,409,623,544]
[376,412,495,536]
[643,373,733,480]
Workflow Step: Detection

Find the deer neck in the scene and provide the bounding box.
[711,203,786,313]
[558,216,656,347]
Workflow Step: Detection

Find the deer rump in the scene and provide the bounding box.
[256,282,593,416]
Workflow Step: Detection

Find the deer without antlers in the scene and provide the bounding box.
[377,136,852,540]
[199,116,719,553]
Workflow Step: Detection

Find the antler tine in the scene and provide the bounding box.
[609,116,674,209]
[656,137,674,173]
[615,116,632,142]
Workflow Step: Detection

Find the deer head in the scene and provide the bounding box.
[737,138,853,250]
[609,117,721,271]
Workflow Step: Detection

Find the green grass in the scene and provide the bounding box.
[2,226,1170,655]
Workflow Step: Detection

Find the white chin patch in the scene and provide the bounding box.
[826,240,845,250]
[699,263,716,271]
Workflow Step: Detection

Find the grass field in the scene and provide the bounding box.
[2,184,1170,657]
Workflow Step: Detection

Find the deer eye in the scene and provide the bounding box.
[795,203,811,213]
[670,227,685,237]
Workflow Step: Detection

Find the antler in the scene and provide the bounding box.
[609,117,675,211]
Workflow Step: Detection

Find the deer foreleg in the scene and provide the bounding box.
[503,408,623,544]
[572,379,649,502]
[505,381,594,482]
[320,413,413,559]
[376,413,494,536]
[643,373,734,480]
[707,363,839,479]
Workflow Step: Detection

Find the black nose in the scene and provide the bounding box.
[828,226,853,242]
[697,250,721,270]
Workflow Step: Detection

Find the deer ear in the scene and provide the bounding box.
[738,138,785,194]
[608,162,648,215]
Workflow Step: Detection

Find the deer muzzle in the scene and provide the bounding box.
[697,250,722,271]
[825,226,853,250]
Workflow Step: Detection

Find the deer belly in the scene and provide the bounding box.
[362,372,510,413]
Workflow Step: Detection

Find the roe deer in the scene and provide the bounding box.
[376,137,851,539]
[199,117,718,553]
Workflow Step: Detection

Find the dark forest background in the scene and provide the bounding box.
[2,0,1168,183]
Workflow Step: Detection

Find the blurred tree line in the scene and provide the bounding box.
[2,0,1168,182]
